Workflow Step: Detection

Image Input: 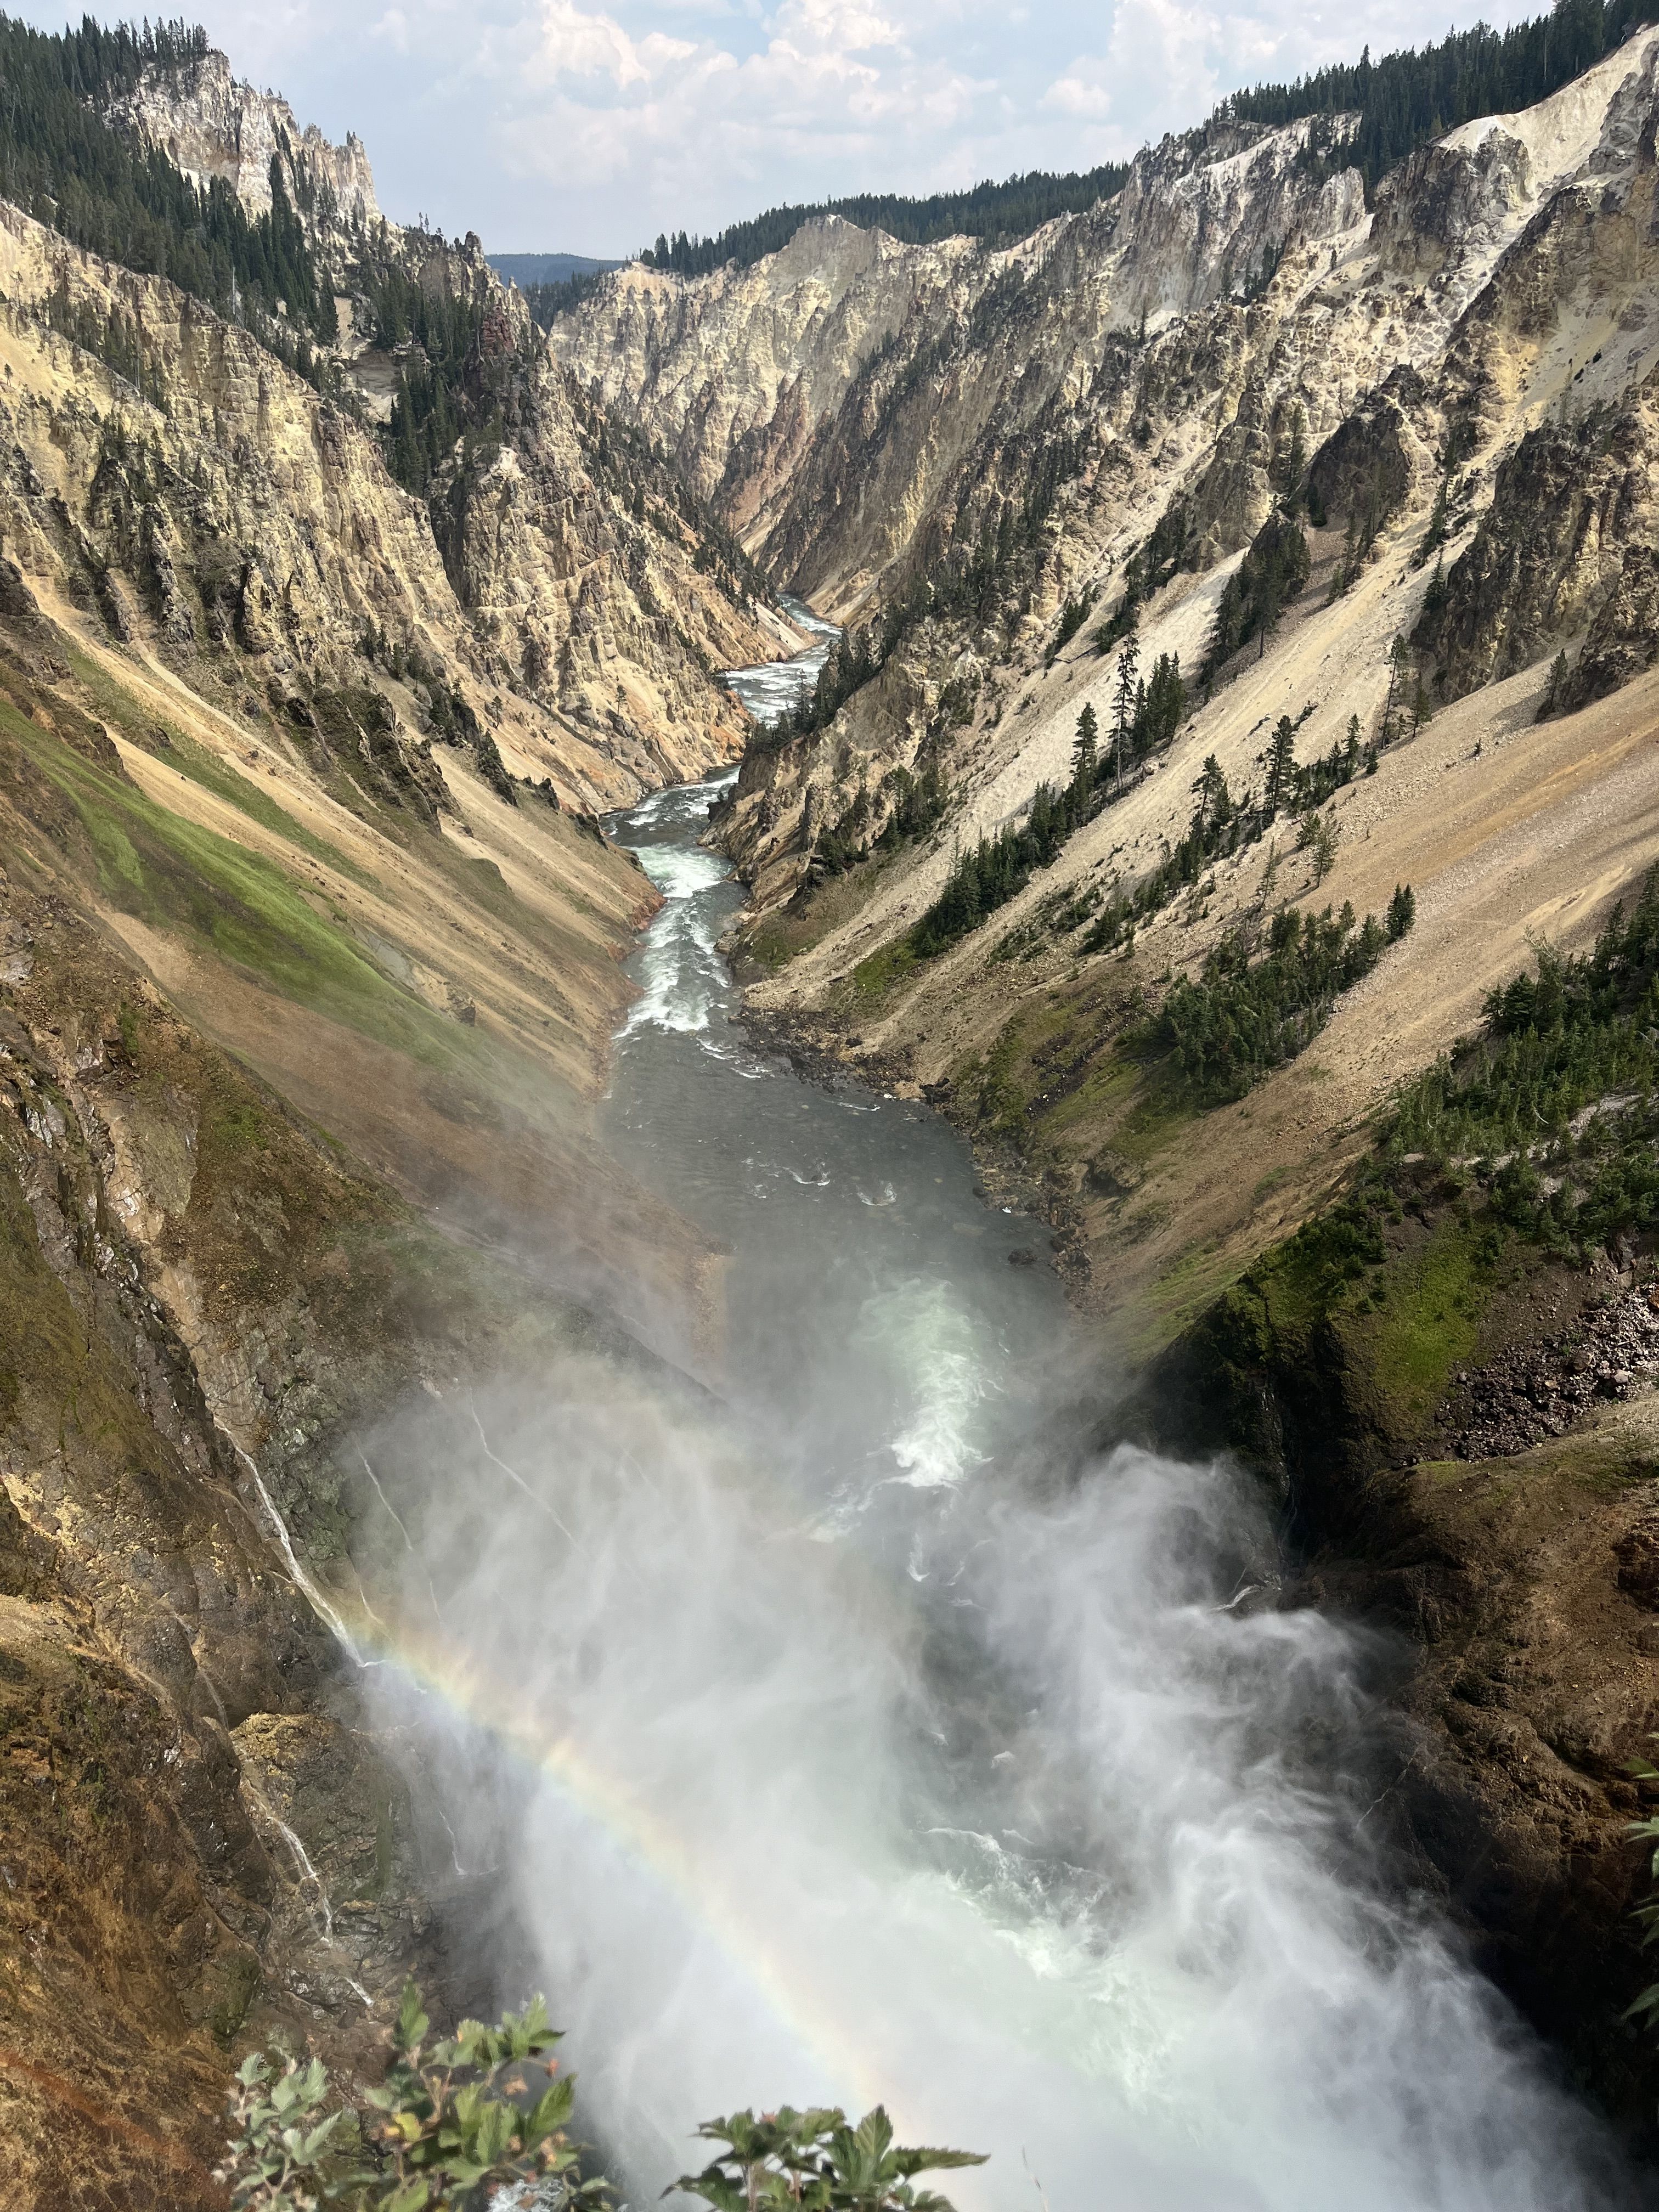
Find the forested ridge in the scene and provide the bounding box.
[620,0,1657,298]
[0,10,336,340]
[1221,0,1658,191]
[635,165,1133,280]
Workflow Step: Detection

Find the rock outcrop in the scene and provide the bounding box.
[105,47,382,249]
[92,48,778,806]
[1414,369,1659,703]
[0,194,764,813]
[575,29,1659,928]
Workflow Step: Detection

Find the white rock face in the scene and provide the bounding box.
[551,216,975,517]
[79,47,778,804]
[561,25,1659,624]
[560,25,1659,929]
[106,49,382,244]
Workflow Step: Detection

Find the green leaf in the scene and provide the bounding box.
[473,2097,516,2165]
[394,1979,430,2056]
[854,2107,894,2166]
[300,2112,346,2162]
[890,2149,990,2176]
[668,2175,748,2212]
[380,2181,431,2212]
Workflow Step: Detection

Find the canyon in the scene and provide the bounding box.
[7,11,1659,2210]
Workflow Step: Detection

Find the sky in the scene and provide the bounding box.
[19,1,1544,257]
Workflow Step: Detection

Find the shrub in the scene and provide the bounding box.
[674,2103,985,2212]
[216,1983,608,2212]
[216,1984,988,2212]
[1158,897,1403,1105]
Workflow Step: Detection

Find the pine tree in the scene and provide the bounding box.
[1282,403,1307,512]
[1266,715,1297,811]
[1190,754,1228,837]
[1384,633,1410,733]
[1541,647,1569,718]
[1071,701,1098,793]
[1111,637,1140,795]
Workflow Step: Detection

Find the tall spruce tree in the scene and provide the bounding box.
[1111,637,1140,795]
[1071,700,1099,793]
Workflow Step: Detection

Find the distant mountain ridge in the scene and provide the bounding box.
[488,250,622,288]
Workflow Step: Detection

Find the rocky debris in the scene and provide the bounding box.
[1434,1274,1659,1458]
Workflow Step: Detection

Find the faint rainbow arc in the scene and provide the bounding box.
[326,1592,891,2118]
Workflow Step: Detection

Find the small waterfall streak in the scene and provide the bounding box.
[361,1453,415,1548]
[435,1803,469,1880]
[227,1442,380,2014]
[362,1452,447,1624]
[467,1400,592,1564]
[242,1770,335,1943]
[233,1443,371,1667]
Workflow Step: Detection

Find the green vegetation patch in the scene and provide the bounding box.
[1387,865,1659,1256]
[850,934,921,1003]
[1168,864,1659,1481]
[1348,1220,1491,1430]
[139,722,376,888]
[2,706,470,1071]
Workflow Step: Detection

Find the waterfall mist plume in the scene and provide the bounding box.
[349,1358,1635,2212]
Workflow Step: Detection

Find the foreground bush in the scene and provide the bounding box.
[217,1983,608,2212]
[216,1982,985,2212]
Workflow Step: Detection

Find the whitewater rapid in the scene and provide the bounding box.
[347,623,1638,2211]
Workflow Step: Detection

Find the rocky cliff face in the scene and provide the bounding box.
[0,47,765,2184]
[93,49,778,804]
[549,217,969,532]
[0,195,766,813]
[105,47,381,246]
[582,27,1659,919]
[0,427,723,2199]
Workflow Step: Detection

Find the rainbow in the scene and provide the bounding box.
[320,1588,891,2118]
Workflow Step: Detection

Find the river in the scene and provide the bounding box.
[359,614,1636,2211]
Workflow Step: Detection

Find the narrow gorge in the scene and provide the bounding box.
[7,8,1659,2210]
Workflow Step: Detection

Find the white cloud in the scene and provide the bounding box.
[533,0,695,89]
[9,0,1548,253]
[1044,0,1229,149]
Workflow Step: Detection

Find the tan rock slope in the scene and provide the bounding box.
[90,44,786,808]
[0,37,766,2205]
[0,445,728,2208]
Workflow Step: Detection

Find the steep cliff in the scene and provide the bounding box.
[104,47,382,251]
[0,40,759,2180]
[0,455,725,2199]
[544,31,1659,2106]
[558,30,1659,924]
[92,43,780,804]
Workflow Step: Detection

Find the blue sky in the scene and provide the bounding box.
[22,2,1542,256]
